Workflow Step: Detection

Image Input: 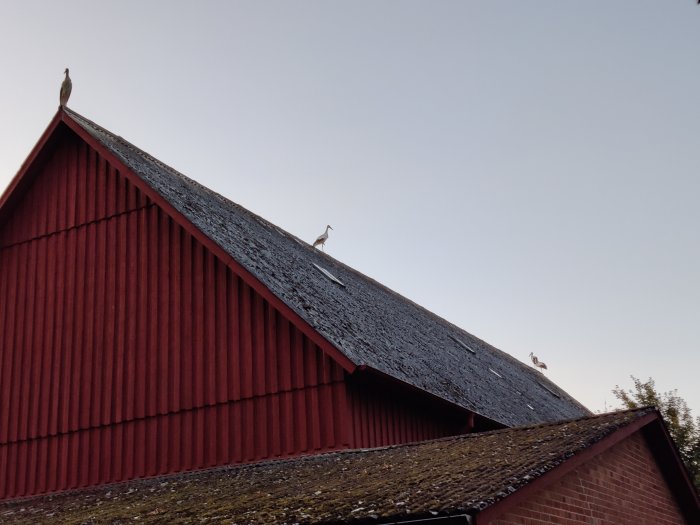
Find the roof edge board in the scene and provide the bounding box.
[641,418,700,522]
[58,109,358,374]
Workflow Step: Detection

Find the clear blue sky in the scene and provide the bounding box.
[1,1,698,414]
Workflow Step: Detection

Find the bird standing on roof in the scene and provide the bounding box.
[529,352,547,371]
[313,225,333,251]
[59,68,72,107]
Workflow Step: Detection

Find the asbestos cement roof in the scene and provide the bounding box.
[63,108,589,427]
[0,408,657,524]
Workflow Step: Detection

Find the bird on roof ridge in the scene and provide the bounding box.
[529,352,548,372]
[313,225,333,251]
[59,68,72,108]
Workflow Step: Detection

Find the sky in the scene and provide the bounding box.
[0,1,698,415]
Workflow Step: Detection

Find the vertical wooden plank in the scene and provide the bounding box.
[123,420,134,480]
[90,218,107,427]
[293,331,307,452]
[194,406,206,467]
[227,273,240,401]
[240,282,253,399]
[124,209,138,421]
[254,395,268,459]
[278,318,293,454]
[100,212,116,426]
[46,149,59,234]
[147,205,159,418]
[158,210,170,415]
[0,247,8,441]
[112,422,123,482]
[48,232,66,436]
[96,152,106,220]
[28,237,47,440]
[253,293,266,397]
[267,308,281,457]
[0,444,7,498]
[112,213,128,424]
[180,232,193,409]
[80,222,97,429]
[38,235,57,438]
[169,220,181,412]
[135,207,148,419]
[156,415,167,475]
[69,219,87,433]
[10,243,29,442]
[85,145,96,223]
[0,247,18,443]
[305,341,321,451]
[36,435,48,495]
[204,251,217,406]
[192,242,205,408]
[215,259,228,404]
[101,424,113,485]
[169,408,181,474]
[14,242,32,441]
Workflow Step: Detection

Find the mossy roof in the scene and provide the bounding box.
[0,408,655,524]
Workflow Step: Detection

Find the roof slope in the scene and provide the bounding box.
[0,409,671,524]
[63,108,588,427]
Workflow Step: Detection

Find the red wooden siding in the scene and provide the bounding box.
[347,378,469,448]
[0,132,353,499]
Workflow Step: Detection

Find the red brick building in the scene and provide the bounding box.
[0,109,697,522]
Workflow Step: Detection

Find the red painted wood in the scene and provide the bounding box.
[0,121,471,500]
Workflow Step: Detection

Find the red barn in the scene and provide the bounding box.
[0,108,591,500]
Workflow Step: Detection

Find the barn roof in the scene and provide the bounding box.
[4,408,697,524]
[58,108,588,427]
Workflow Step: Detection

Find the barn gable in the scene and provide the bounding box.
[0,110,478,499]
[59,108,589,428]
[0,118,358,499]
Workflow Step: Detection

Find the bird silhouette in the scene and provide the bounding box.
[313,225,333,251]
[59,68,72,107]
[529,352,548,371]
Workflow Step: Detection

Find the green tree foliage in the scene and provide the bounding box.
[612,376,699,488]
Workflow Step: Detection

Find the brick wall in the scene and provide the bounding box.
[489,431,687,525]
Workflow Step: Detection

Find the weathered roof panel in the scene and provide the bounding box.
[64,108,589,427]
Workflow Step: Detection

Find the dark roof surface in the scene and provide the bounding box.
[0,409,656,524]
[64,108,588,427]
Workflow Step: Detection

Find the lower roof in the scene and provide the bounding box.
[4,408,694,524]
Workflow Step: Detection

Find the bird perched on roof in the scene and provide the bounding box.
[59,68,72,107]
[529,352,547,371]
[313,225,333,251]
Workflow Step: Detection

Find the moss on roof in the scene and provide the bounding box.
[0,408,654,524]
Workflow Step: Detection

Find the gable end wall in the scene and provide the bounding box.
[487,431,688,525]
[0,132,354,499]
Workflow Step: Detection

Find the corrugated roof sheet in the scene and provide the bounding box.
[0,408,655,524]
[63,108,589,427]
